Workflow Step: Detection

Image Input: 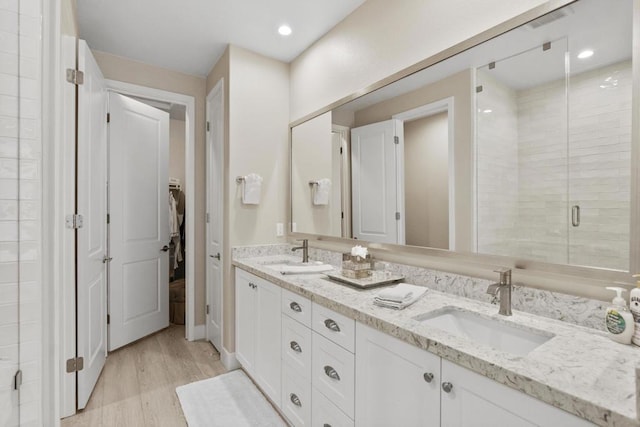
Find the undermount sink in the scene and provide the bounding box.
[262,259,333,274]
[413,307,554,356]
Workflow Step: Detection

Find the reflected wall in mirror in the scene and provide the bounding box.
[290,0,634,272]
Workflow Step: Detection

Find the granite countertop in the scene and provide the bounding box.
[233,254,640,427]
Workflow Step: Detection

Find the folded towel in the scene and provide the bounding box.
[242,173,263,205]
[313,178,331,205]
[374,283,428,310]
[376,283,416,303]
[279,264,334,275]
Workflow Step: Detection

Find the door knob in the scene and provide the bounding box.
[161,245,169,252]
[102,256,113,264]
[209,253,221,260]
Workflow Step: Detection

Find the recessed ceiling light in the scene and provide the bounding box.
[577,49,594,59]
[278,25,292,36]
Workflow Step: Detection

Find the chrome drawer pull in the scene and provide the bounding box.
[324,365,340,381]
[423,372,434,383]
[290,393,302,407]
[289,301,302,312]
[324,318,340,332]
[442,382,453,393]
[290,341,302,353]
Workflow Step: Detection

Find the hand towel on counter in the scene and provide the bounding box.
[279,264,334,275]
[374,283,428,310]
[242,173,263,205]
[313,178,331,205]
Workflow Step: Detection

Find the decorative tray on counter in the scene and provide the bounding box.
[325,270,405,289]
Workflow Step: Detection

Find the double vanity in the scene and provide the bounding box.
[232,247,640,427]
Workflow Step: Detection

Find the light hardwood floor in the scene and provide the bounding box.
[61,324,227,426]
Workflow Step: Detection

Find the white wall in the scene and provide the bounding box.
[169,119,186,189]
[0,0,43,425]
[289,0,555,122]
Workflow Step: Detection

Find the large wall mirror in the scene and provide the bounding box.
[290,0,635,274]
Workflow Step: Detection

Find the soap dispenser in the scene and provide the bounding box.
[630,275,640,346]
[605,287,634,345]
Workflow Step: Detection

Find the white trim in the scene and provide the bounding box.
[332,125,351,238]
[393,97,456,250]
[104,79,198,341]
[192,324,206,340]
[220,347,241,371]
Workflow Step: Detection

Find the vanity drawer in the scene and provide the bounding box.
[312,387,354,427]
[282,363,312,427]
[282,313,312,379]
[312,332,355,419]
[312,303,355,353]
[282,288,312,327]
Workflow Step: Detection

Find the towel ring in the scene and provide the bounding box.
[236,176,246,184]
[308,181,319,186]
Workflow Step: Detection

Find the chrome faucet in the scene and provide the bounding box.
[486,268,512,316]
[291,239,309,263]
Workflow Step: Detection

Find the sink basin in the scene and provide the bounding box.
[413,307,554,356]
[263,260,333,274]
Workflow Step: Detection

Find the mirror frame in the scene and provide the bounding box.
[288,0,640,287]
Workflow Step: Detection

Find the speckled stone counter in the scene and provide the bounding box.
[233,253,640,427]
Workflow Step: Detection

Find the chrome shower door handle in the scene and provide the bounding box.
[571,205,580,227]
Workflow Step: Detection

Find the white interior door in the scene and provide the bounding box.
[206,81,224,351]
[76,40,108,410]
[351,119,404,244]
[108,93,170,351]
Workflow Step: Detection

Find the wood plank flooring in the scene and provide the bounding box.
[62,324,227,427]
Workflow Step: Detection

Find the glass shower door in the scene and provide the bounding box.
[475,39,569,264]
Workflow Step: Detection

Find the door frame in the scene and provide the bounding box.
[104,80,197,341]
[393,97,456,250]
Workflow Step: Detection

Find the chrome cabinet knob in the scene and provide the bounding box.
[441,382,453,393]
[290,393,302,407]
[423,372,434,383]
[290,341,302,353]
[289,301,302,312]
[324,365,340,381]
[324,318,340,332]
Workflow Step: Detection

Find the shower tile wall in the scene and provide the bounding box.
[477,61,631,270]
[0,0,42,425]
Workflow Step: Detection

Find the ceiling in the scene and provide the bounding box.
[77,0,366,77]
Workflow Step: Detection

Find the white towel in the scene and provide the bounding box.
[313,178,331,205]
[374,283,428,310]
[279,264,334,275]
[242,173,263,205]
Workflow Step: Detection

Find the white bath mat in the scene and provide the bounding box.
[176,369,286,427]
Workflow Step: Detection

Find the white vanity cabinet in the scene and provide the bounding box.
[234,269,282,407]
[356,323,595,427]
[355,323,441,427]
[440,359,594,427]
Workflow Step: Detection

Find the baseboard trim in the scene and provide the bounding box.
[192,324,205,340]
[221,347,241,371]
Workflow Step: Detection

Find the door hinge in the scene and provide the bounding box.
[65,214,84,229]
[206,213,210,223]
[107,314,110,325]
[206,304,210,315]
[66,357,84,373]
[476,85,484,93]
[395,212,401,221]
[106,213,110,224]
[341,211,344,219]
[543,41,551,51]
[206,121,210,132]
[13,370,22,390]
[107,113,111,123]
[394,136,399,145]
[66,69,84,85]
[340,147,343,154]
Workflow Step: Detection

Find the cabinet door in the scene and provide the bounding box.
[441,360,595,427]
[355,323,440,427]
[235,269,257,375]
[255,277,282,407]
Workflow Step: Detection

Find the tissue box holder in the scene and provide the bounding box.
[342,253,372,279]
